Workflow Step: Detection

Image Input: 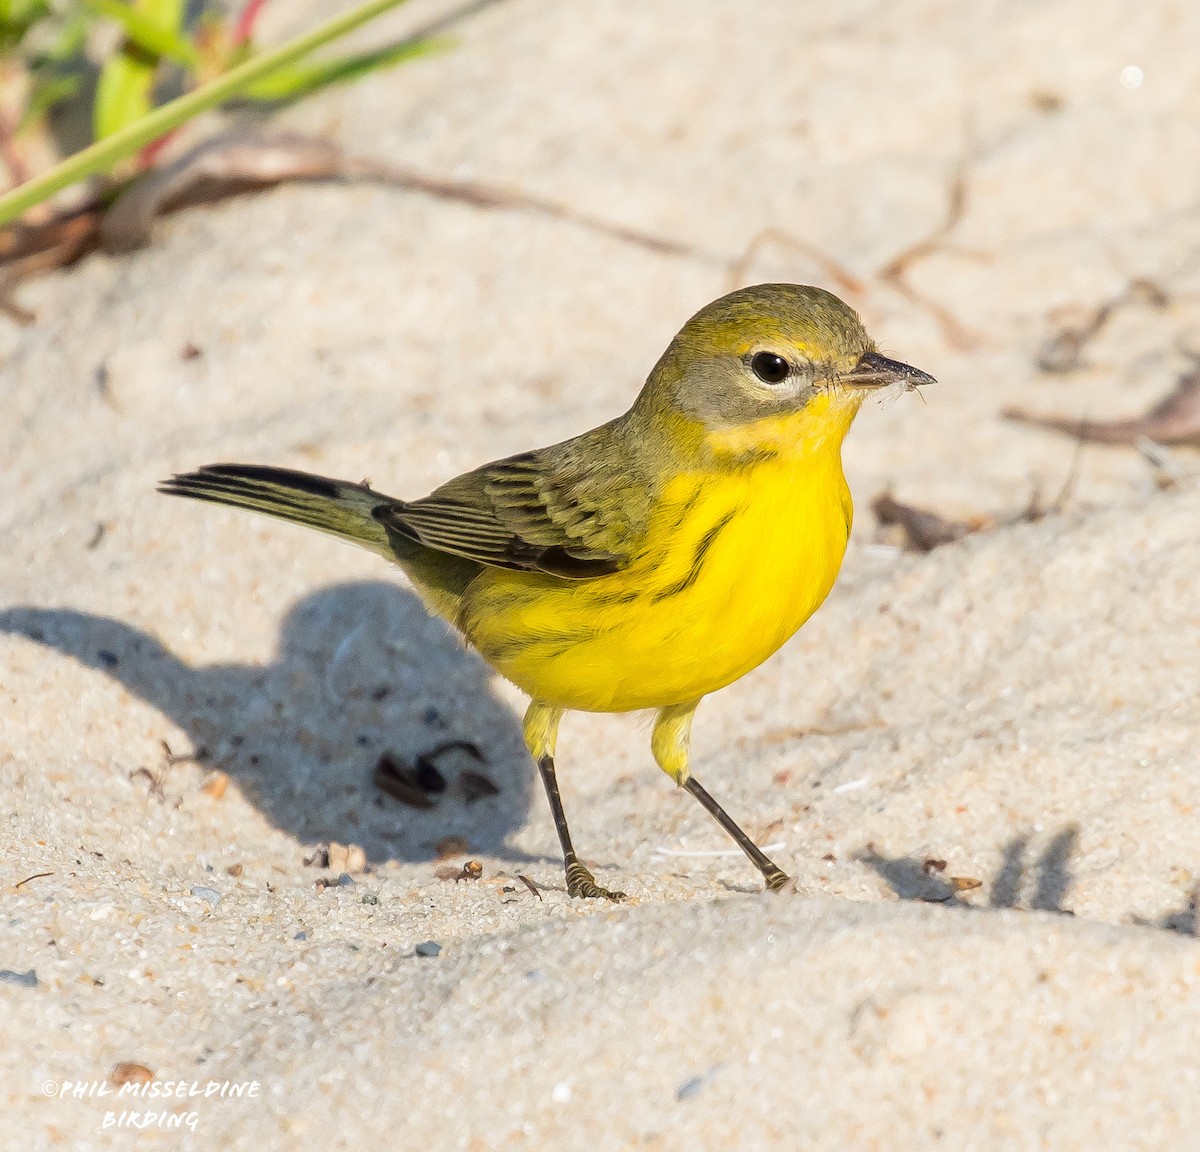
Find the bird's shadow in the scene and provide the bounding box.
[1,581,535,863]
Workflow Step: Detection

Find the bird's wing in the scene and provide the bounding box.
[374,430,648,580]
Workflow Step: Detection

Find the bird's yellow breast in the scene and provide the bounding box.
[458,397,858,713]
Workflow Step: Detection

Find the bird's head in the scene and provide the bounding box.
[636,283,934,459]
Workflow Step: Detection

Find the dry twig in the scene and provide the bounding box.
[872,491,977,552]
[1005,360,1200,449]
[872,444,1081,553]
[1035,278,1169,374]
[727,226,865,297]
[0,128,723,324]
[876,160,989,351]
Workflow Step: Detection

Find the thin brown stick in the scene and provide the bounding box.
[726,226,865,296]
[1035,278,1170,374]
[515,873,542,899]
[0,129,725,313]
[876,160,988,351]
[13,871,53,889]
[345,154,720,262]
[1004,360,1200,448]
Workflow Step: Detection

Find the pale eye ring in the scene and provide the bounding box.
[750,352,789,384]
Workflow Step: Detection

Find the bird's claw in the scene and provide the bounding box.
[565,859,625,901]
[763,867,791,892]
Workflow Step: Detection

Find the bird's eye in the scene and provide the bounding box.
[750,352,789,384]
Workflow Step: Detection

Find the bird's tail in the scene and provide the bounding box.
[159,463,397,558]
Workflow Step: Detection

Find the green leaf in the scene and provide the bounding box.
[83,0,197,67]
[0,0,49,33]
[93,44,157,140]
[0,0,418,224]
[19,72,81,131]
[41,12,90,62]
[0,0,49,49]
[139,0,184,30]
[238,35,444,102]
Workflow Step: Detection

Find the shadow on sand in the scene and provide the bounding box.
[857,826,1082,913]
[1,580,536,864]
[859,825,1199,938]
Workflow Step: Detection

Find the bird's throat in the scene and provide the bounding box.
[703,391,862,464]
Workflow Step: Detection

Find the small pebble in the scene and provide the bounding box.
[676,1075,704,1101]
[327,842,367,874]
[414,941,442,958]
[337,872,355,888]
[293,931,307,941]
[190,886,222,907]
[110,1062,153,1087]
[361,892,380,905]
[200,771,229,799]
[0,968,38,988]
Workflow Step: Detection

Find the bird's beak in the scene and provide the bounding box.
[842,350,937,391]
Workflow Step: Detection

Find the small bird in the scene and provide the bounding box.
[162,284,933,899]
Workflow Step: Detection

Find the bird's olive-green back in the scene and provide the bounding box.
[382,284,872,579]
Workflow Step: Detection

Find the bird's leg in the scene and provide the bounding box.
[681,776,790,890]
[524,701,625,901]
[653,701,790,891]
[536,755,626,901]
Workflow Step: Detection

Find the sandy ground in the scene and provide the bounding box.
[3,0,1200,1148]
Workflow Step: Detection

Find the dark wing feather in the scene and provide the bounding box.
[373,431,646,580]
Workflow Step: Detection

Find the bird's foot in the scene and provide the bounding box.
[762,865,790,892]
[565,858,625,901]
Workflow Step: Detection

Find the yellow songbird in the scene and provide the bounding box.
[162,283,933,899]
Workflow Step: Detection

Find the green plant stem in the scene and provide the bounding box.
[0,0,413,225]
